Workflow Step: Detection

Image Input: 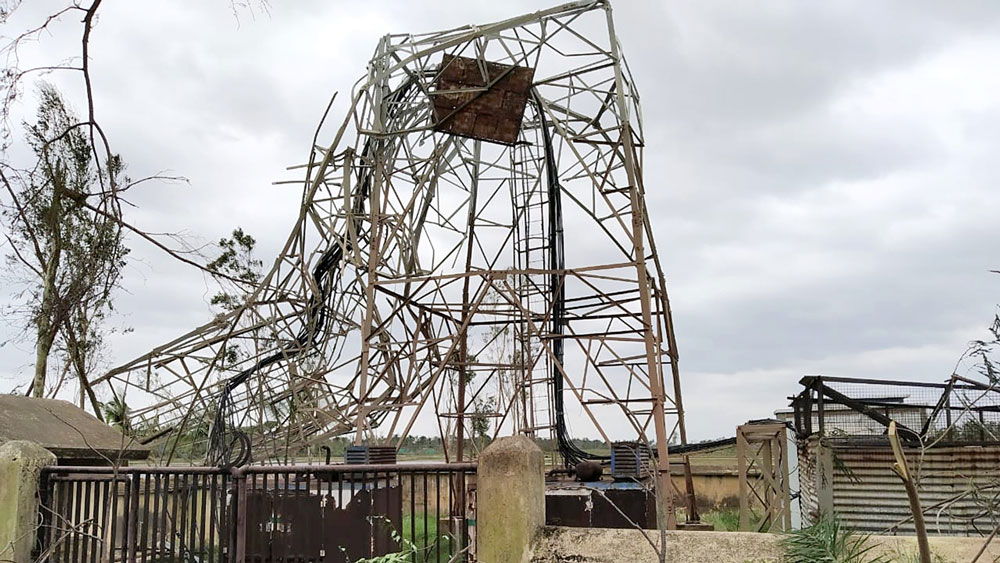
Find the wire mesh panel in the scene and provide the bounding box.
[790,375,1000,446]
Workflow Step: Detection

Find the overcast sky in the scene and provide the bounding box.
[2,1,999,441]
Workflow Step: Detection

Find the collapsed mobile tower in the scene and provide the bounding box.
[94,0,688,520]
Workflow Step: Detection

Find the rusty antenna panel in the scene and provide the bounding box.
[94,0,689,525]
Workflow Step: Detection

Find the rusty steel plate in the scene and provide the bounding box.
[432,54,535,146]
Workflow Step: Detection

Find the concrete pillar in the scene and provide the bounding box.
[816,440,834,517]
[0,440,57,563]
[477,436,545,563]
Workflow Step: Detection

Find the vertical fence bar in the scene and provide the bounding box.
[88,479,98,563]
[43,476,55,562]
[376,470,383,554]
[449,469,456,561]
[126,474,139,563]
[197,474,207,559]
[36,472,52,562]
[226,473,236,563]
[434,471,440,561]
[171,473,182,561]
[235,472,247,563]
[71,479,83,563]
[146,471,156,562]
[180,472,190,559]
[83,480,94,563]
[109,475,122,563]
[460,468,466,562]
[208,473,218,562]
[225,472,235,563]
[92,480,104,563]
[57,479,67,563]
[422,471,428,561]
[146,471,156,557]
[42,476,53,562]
[142,472,153,563]
[59,477,71,563]
[104,479,114,563]
[409,472,416,563]
[326,469,333,562]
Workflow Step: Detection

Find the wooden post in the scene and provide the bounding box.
[737,430,749,531]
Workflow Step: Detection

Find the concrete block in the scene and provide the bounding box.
[477,435,545,563]
[0,440,57,562]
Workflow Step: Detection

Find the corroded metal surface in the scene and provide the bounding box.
[432,54,534,145]
[798,437,1000,535]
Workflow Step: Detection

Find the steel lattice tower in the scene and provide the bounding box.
[94,0,689,524]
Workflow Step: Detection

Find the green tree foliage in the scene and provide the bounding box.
[205,227,263,370]
[207,227,263,313]
[1,84,127,412]
[102,395,130,433]
[471,397,494,443]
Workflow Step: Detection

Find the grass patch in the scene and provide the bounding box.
[401,512,461,563]
[781,515,888,563]
[890,547,949,563]
[702,508,741,531]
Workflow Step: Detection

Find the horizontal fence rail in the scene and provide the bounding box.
[37,463,477,563]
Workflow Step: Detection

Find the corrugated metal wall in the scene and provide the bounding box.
[798,437,1000,535]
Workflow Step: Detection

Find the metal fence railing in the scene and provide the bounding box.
[37,462,477,563]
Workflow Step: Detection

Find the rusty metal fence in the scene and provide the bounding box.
[36,463,477,563]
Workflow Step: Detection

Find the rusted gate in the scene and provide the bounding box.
[36,462,477,562]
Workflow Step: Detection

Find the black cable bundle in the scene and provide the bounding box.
[536,96,609,467]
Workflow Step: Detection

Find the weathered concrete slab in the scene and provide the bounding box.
[0,395,148,463]
[530,527,782,563]
[530,526,1000,563]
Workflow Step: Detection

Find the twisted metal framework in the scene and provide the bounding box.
[94,0,687,516]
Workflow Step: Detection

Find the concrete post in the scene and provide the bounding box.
[816,440,835,517]
[477,436,545,563]
[0,440,57,562]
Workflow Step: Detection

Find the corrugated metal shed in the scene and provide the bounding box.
[799,436,1000,535]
